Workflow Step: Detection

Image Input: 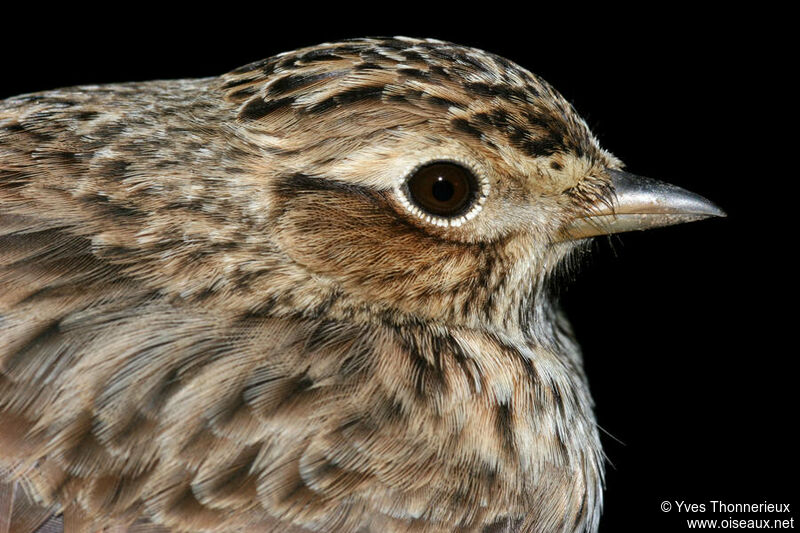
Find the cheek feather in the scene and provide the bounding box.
[268,172,570,335]
[271,177,482,305]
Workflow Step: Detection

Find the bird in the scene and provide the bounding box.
[0,37,724,533]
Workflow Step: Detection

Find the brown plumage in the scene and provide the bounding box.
[0,37,722,532]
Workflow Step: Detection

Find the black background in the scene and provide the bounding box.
[2,9,793,532]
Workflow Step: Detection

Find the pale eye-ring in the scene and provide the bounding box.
[397,160,490,227]
[405,162,477,217]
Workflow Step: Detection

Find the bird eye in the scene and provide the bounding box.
[405,162,478,218]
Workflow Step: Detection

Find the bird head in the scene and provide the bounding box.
[0,37,726,533]
[219,37,723,334]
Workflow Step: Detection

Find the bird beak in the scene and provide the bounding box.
[560,169,726,241]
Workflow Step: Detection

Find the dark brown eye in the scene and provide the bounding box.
[406,162,478,217]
